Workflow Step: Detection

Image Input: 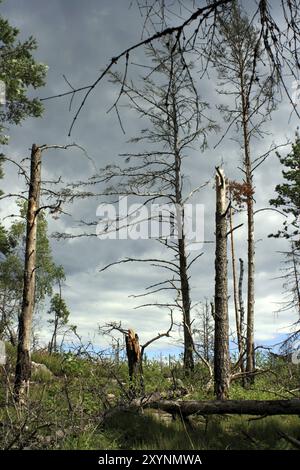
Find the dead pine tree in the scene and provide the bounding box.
[13,142,82,403]
[69,39,217,374]
[14,144,41,403]
[214,167,230,400]
[210,2,282,384]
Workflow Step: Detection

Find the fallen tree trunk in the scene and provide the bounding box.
[145,398,300,416]
[103,394,300,421]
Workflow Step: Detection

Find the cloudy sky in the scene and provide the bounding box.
[0,0,299,357]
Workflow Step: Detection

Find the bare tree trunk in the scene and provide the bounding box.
[238,258,246,386]
[246,185,255,381]
[238,259,245,333]
[142,398,300,417]
[179,233,194,372]
[171,83,194,373]
[241,83,255,383]
[125,329,143,395]
[229,202,242,360]
[214,168,230,400]
[14,144,41,403]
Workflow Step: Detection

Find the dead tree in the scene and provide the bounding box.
[214,167,230,400]
[104,395,300,419]
[14,144,41,402]
[100,314,174,393]
[238,259,246,350]
[65,40,215,373]
[125,329,142,384]
[141,398,300,417]
[42,1,300,136]
[13,143,82,403]
[210,3,282,384]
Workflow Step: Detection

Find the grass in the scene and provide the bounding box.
[0,346,299,450]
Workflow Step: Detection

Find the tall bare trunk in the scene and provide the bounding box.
[241,83,255,382]
[246,195,255,379]
[238,258,246,385]
[171,88,194,373]
[214,168,230,400]
[14,144,41,402]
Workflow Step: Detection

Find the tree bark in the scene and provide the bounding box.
[246,191,255,380]
[171,83,194,373]
[143,398,300,417]
[238,258,246,385]
[214,168,230,400]
[179,233,194,372]
[240,83,255,383]
[14,144,41,403]
[229,202,243,362]
[125,329,143,394]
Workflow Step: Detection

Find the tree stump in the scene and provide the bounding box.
[125,329,143,395]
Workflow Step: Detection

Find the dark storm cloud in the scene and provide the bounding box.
[0,0,298,350]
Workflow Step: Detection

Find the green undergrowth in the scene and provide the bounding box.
[0,346,299,450]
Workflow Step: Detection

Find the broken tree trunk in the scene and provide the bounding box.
[125,329,143,393]
[144,398,300,417]
[214,168,230,400]
[14,144,41,403]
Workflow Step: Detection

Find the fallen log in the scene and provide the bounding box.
[145,398,300,417]
[103,392,300,421]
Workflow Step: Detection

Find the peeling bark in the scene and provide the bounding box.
[214,168,230,400]
[14,144,41,403]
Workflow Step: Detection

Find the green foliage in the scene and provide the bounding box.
[212,1,277,136]
[0,201,66,341]
[269,132,300,242]
[48,294,70,326]
[31,350,64,376]
[0,349,299,450]
[0,7,47,197]
[0,10,47,144]
[9,201,65,302]
[31,366,53,383]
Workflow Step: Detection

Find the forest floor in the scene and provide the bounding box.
[0,344,299,450]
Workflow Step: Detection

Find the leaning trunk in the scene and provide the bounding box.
[14,144,41,402]
[214,168,230,400]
